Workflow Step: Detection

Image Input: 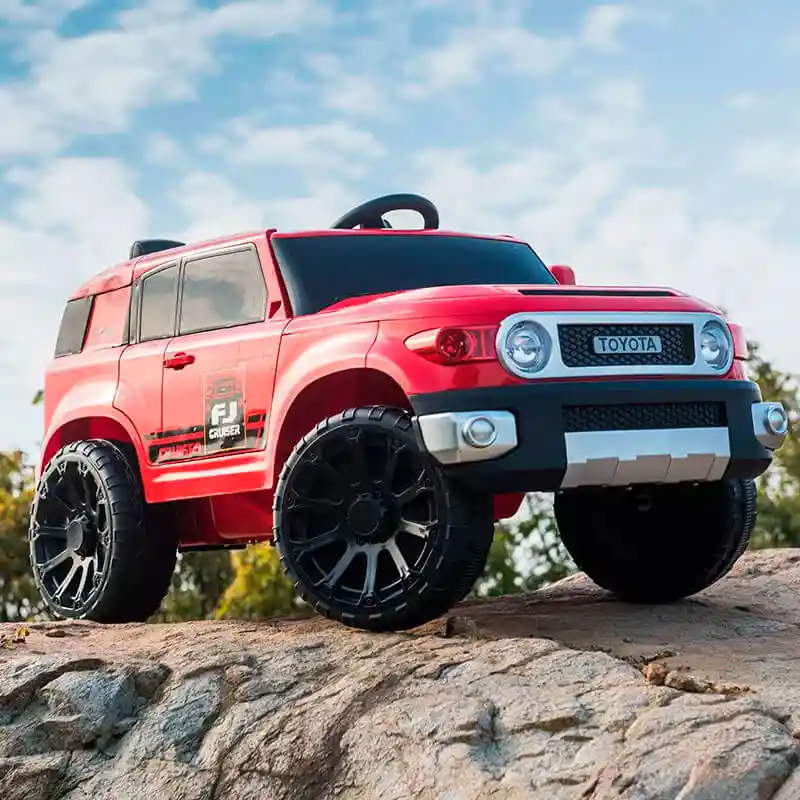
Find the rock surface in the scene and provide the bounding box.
[2,548,800,800]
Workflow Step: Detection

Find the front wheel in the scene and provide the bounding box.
[553,478,756,603]
[273,406,495,632]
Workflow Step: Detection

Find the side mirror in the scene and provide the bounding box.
[550,265,576,285]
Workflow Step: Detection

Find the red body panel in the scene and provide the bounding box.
[41,226,751,548]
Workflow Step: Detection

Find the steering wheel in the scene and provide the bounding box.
[330,193,440,230]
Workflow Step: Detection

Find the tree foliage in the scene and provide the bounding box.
[215,543,300,620]
[0,451,42,621]
[748,344,800,548]
[475,494,574,597]
[153,551,235,622]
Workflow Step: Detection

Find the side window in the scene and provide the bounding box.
[179,249,267,336]
[54,296,94,357]
[139,264,179,342]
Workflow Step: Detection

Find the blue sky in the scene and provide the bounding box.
[1,0,800,455]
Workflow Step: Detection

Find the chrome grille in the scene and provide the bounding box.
[557,323,694,368]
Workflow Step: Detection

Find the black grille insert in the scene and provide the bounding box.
[563,402,727,433]
[558,323,695,368]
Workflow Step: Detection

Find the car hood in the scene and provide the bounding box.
[288,283,723,327]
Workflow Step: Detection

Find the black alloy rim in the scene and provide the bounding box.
[30,456,111,613]
[281,424,440,610]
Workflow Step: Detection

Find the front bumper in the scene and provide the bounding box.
[410,379,787,493]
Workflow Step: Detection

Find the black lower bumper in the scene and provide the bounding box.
[409,379,774,493]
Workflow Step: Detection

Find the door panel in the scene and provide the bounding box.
[159,321,283,464]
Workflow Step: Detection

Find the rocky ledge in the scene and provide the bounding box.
[2,549,800,800]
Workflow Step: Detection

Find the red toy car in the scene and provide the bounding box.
[29,194,788,631]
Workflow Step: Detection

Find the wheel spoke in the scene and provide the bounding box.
[53,557,80,601]
[383,437,401,489]
[91,552,103,586]
[50,494,75,517]
[362,546,379,598]
[320,544,357,588]
[63,471,84,511]
[315,461,349,494]
[74,559,91,602]
[344,431,370,486]
[32,523,68,541]
[291,493,342,513]
[385,538,411,579]
[295,527,346,555]
[39,548,72,573]
[78,464,95,509]
[394,470,429,506]
[397,518,431,540]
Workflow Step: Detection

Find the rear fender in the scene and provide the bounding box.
[39,380,144,477]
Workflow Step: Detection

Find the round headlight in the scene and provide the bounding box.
[699,319,732,371]
[500,320,552,376]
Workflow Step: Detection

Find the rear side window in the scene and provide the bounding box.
[54,296,94,357]
[139,264,179,342]
[179,249,267,335]
[82,286,132,351]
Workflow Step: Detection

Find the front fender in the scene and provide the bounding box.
[264,322,379,474]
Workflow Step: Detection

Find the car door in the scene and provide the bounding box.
[115,262,180,466]
[159,244,281,464]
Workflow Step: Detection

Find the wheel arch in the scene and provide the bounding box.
[267,367,411,485]
[40,410,144,479]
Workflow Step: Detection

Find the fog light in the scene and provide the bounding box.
[766,405,788,436]
[462,416,497,448]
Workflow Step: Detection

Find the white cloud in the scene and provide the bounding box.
[0,158,148,453]
[580,4,634,52]
[728,91,760,110]
[200,119,385,178]
[144,132,186,167]
[0,0,336,157]
[399,24,576,99]
[173,171,266,243]
[0,0,86,27]
[734,138,800,184]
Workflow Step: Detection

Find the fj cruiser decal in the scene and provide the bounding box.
[204,370,247,454]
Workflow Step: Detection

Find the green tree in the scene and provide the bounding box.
[748,343,800,548]
[154,551,235,621]
[215,543,300,620]
[0,450,42,621]
[474,494,574,597]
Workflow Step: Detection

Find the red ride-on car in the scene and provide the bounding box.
[30,193,788,631]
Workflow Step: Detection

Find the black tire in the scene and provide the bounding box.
[273,406,495,632]
[553,478,756,603]
[29,439,178,623]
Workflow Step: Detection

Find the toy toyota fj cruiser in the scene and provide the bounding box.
[29,194,788,631]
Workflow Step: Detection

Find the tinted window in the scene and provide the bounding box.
[179,249,267,335]
[54,296,94,356]
[140,264,179,341]
[271,233,556,315]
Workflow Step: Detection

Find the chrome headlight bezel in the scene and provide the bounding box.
[698,318,734,372]
[496,318,553,378]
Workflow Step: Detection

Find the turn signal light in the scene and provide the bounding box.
[404,325,499,364]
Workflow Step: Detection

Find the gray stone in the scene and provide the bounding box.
[0,549,799,799]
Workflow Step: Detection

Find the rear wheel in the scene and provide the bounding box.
[553,479,756,603]
[273,406,495,631]
[29,439,178,622]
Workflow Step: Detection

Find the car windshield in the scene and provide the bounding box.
[271,233,556,315]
